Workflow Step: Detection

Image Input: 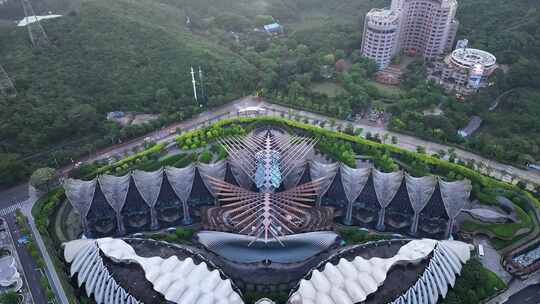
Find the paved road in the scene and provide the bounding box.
[1,96,539,214]
[505,284,540,304]
[488,271,540,304]
[5,212,48,304]
[259,101,540,189]
[0,183,29,209]
[474,236,513,284]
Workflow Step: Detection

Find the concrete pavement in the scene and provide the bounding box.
[474,236,513,284]
[487,272,540,304]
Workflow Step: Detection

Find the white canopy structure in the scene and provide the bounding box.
[405,174,437,235]
[63,238,243,304]
[64,161,471,239]
[372,169,404,230]
[288,239,473,304]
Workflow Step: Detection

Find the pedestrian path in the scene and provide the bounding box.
[0,201,26,216]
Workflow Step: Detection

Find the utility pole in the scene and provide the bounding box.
[20,0,50,48]
[190,66,198,102]
[198,66,207,107]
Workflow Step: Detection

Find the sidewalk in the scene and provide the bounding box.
[22,194,69,304]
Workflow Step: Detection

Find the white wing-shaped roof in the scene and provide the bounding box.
[390,240,473,304]
[439,179,472,219]
[373,169,403,208]
[132,169,164,208]
[340,165,371,203]
[64,238,244,304]
[309,161,339,197]
[289,239,472,304]
[165,165,196,203]
[64,178,97,217]
[289,239,438,304]
[98,174,131,212]
[405,174,437,213]
[63,239,142,304]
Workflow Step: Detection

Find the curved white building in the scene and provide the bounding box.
[361,0,459,69]
[397,0,459,58]
[361,8,401,69]
[429,47,498,94]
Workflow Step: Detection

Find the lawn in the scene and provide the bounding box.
[309,81,346,97]
[461,204,533,249]
[366,80,403,99]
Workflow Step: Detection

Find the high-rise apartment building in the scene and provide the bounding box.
[361,0,459,69]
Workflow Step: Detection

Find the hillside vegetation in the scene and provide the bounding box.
[2,0,540,187]
[0,0,259,185]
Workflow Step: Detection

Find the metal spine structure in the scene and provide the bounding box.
[20,0,50,48]
[207,176,322,244]
[218,129,317,191]
[0,64,17,97]
[211,129,323,243]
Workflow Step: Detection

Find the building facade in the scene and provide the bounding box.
[428,46,498,94]
[361,0,459,69]
[361,8,401,69]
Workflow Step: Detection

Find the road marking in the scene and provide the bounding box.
[0,202,26,216]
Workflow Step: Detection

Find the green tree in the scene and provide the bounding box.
[155,88,174,105]
[322,54,336,65]
[30,167,57,192]
[199,150,212,164]
[0,291,20,304]
[0,153,28,186]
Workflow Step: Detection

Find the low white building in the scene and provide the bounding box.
[0,255,23,292]
[429,47,498,95]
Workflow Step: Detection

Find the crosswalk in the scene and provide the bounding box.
[0,202,27,216]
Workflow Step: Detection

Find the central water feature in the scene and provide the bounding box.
[197,231,339,263]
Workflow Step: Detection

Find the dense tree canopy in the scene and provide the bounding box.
[2,0,540,188]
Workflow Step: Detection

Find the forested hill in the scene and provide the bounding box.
[2,0,540,187]
[453,0,540,164]
[0,0,259,185]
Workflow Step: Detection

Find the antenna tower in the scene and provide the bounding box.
[198,66,207,106]
[20,0,50,47]
[190,66,198,102]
